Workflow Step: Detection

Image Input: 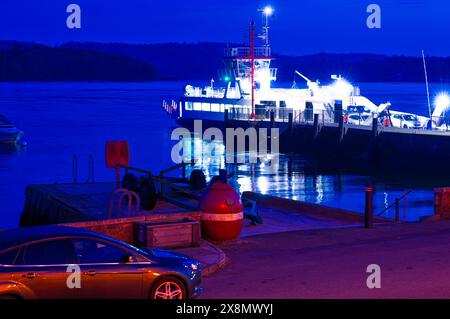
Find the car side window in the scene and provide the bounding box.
[72,239,129,264]
[0,248,20,265]
[17,240,69,265]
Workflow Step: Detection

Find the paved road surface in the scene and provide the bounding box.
[201,221,450,298]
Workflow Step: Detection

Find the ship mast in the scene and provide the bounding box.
[250,20,256,120]
[422,50,432,128]
[261,6,273,47]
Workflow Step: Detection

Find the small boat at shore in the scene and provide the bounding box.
[0,115,23,144]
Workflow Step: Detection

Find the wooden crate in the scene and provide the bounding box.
[134,218,201,249]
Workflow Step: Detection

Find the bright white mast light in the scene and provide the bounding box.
[433,93,450,117]
[263,6,274,16]
[259,6,274,47]
[435,93,450,109]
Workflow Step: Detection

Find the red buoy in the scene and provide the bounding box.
[199,178,243,242]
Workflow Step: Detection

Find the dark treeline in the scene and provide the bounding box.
[1,41,450,82]
[276,53,450,83]
[0,42,158,82]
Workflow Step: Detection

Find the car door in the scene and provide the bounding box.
[11,239,78,299]
[71,237,145,299]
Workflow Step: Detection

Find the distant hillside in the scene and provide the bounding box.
[275,53,450,83]
[61,42,227,80]
[0,42,158,82]
[1,40,450,82]
[62,42,450,83]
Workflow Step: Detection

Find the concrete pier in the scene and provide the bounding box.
[20,182,201,244]
[201,220,450,299]
[19,183,391,244]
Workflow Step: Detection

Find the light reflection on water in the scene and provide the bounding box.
[181,138,434,222]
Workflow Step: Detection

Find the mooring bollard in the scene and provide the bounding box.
[372,117,379,138]
[338,115,344,143]
[288,112,293,132]
[365,186,374,229]
[313,113,319,139]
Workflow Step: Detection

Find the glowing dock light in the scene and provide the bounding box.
[434,93,450,111]
[330,77,353,97]
[263,6,274,16]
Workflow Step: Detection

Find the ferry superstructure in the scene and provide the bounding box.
[162,6,448,131]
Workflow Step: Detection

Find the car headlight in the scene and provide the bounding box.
[184,262,200,271]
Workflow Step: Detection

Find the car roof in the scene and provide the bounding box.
[0,226,105,252]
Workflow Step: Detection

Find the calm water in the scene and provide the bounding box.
[0,81,448,228]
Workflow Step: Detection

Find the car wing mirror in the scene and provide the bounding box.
[121,254,135,263]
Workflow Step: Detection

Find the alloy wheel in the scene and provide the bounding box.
[154,281,184,299]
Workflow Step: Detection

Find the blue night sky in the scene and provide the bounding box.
[0,0,449,56]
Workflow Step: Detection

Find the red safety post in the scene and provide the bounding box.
[105,141,130,189]
[365,186,374,229]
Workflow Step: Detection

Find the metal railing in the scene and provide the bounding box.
[377,189,413,223]
[431,116,450,131]
[227,106,334,125]
[224,46,271,58]
[162,100,177,115]
[108,188,140,219]
[72,153,95,184]
[87,153,94,183]
[226,108,450,133]
[72,153,78,183]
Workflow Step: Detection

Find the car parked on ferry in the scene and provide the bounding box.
[391,113,423,129]
[0,226,202,299]
[346,113,372,126]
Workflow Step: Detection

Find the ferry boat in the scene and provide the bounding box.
[162,6,447,131]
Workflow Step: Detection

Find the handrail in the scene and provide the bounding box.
[87,153,94,183]
[108,188,140,219]
[377,189,413,220]
[72,153,78,184]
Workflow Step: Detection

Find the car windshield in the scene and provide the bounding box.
[403,115,417,121]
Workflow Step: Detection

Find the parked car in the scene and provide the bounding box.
[346,113,372,126]
[391,113,423,129]
[0,226,202,299]
[346,105,371,114]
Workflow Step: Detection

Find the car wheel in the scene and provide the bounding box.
[150,276,187,300]
[403,125,408,129]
